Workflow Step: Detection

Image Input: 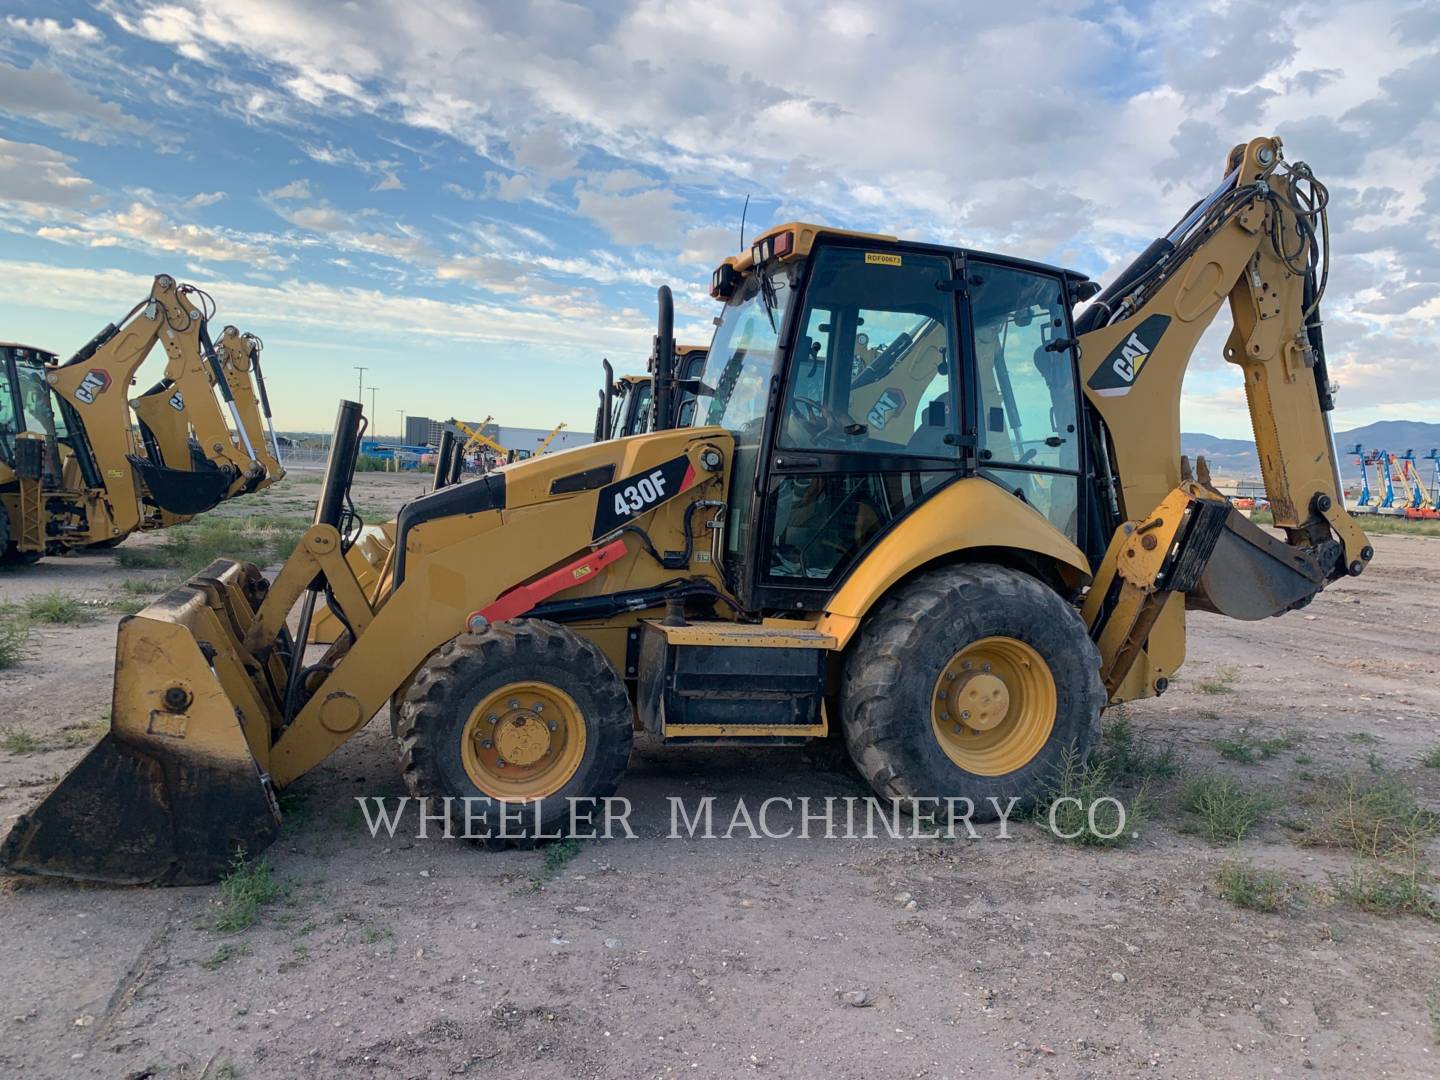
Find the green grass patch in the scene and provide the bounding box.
[1299,775,1437,859]
[353,454,391,472]
[57,716,108,748]
[23,591,91,624]
[1214,729,1300,764]
[0,620,28,669]
[201,941,252,970]
[0,728,48,754]
[1195,664,1240,695]
[1180,773,1275,843]
[1216,862,1301,913]
[1350,515,1440,537]
[112,596,147,616]
[119,514,308,577]
[531,838,585,887]
[212,855,285,933]
[1037,746,1146,848]
[1097,714,1178,782]
[1421,745,1440,769]
[1347,731,1381,745]
[1328,863,1438,920]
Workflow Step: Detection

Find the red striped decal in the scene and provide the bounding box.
[469,538,628,627]
[680,463,696,491]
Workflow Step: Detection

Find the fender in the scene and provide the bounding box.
[816,476,1092,649]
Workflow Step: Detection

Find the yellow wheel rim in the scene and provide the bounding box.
[930,637,1056,777]
[460,681,587,800]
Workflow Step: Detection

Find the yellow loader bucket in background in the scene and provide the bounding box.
[0,561,282,885]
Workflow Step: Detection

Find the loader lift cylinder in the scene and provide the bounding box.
[285,400,365,722]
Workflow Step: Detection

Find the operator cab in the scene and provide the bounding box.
[689,224,1100,612]
[0,343,69,484]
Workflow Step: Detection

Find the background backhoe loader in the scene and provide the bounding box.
[0,275,283,564]
[594,345,709,440]
[1,135,1371,886]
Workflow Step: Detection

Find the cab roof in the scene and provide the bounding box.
[717,220,1091,291]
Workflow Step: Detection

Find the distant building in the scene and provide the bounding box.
[405,415,591,457]
[491,426,592,458]
[405,416,446,447]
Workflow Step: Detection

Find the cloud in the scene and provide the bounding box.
[0,139,96,208]
[31,201,286,268]
[267,179,313,201]
[0,61,147,142]
[511,127,577,179]
[185,191,227,209]
[301,143,404,191]
[575,186,686,248]
[4,17,104,51]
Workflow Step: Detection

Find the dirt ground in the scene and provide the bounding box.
[1,472,1437,1079]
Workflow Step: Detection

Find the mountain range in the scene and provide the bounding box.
[1181,421,1440,483]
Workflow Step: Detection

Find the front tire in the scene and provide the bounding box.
[841,563,1104,819]
[396,620,633,841]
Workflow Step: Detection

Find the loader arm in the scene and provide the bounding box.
[1075,135,1371,699]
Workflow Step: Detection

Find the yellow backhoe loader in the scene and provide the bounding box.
[0,276,283,564]
[595,345,709,440]
[1,136,1371,886]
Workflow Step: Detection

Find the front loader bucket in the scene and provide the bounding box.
[0,565,281,885]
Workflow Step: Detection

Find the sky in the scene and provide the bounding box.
[0,0,1436,439]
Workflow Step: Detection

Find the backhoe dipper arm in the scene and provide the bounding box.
[217,326,284,482]
[130,290,265,488]
[1075,136,1372,699]
[1077,135,1370,576]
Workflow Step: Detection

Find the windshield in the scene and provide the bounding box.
[688,262,798,440]
[687,261,799,585]
[16,360,65,440]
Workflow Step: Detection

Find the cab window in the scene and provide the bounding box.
[779,247,957,458]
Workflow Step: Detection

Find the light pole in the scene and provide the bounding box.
[397,408,406,442]
[368,386,380,424]
[354,365,368,403]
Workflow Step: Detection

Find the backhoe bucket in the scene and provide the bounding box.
[0,563,281,885]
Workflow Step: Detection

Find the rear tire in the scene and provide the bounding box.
[396,620,633,841]
[841,563,1103,820]
[0,502,41,566]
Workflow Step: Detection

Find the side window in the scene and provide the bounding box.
[780,247,957,458]
[969,265,1081,541]
[970,266,1078,471]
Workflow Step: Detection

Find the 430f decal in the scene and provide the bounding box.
[592,455,695,539]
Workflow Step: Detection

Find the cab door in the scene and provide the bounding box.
[965,262,1083,543]
[748,242,966,611]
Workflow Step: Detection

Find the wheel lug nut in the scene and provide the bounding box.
[548,721,558,732]
[481,740,492,749]
[534,703,544,713]
[960,710,970,720]
[497,759,507,768]
[508,699,519,709]
[487,714,498,724]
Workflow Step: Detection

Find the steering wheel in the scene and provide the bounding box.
[791,396,832,439]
